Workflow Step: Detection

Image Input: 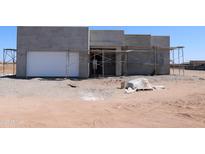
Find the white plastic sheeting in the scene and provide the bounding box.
[125,78,153,93]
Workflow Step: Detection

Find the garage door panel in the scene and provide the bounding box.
[27,51,67,77]
[68,52,79,77]
[27,51,79,77]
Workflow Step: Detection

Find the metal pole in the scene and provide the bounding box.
[156,47,158,75]
[178,48,180,75]
[182,48,185,76]
[66,51,69,78]
[102,50,104,77]
[126,52,128,75]
[172,49,175,75]
[154,47,157,75]
[13,53,15,75]
[3,49,5,75]
[93,53,96,77]
[12,49,14,75]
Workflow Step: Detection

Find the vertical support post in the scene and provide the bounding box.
[154,46,157,75]
[93,53,96,77]
[173,49,175,74]
[122,52,127,76]
[177,48,180,75]
[171,49,174,75]
[102,50,104,77]
[25,50,28,79]
[66,50,69,78]
[182,48,185,76]
[3,49,5,75]
[116,49,122,76]
[13,50,15,75]
[126,52,128,75]
[123,52,127,76]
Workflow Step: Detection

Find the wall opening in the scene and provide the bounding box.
[90,48,116,77]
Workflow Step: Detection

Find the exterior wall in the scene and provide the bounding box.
[90,30,124,47]
[17,27,170,78]
[151,36,170,74]
[124,35,170,75]
[90,30,124,76]
[124,35,155,75]
[127,51,155,75]
[17,26,89,78]
[124,34,151,47]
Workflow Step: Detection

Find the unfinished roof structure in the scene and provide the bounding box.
[16,26,181,78]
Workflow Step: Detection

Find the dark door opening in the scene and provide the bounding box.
[90,49,116,77]
[90,52,102,77]
[103,52,116,76]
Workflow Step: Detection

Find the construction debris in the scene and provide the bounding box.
[126,78,153,90]
[67,83,78,88]
[125,78,165,93]
[120,80,126,89]
[125,87,136,93]
[152,85,165,90]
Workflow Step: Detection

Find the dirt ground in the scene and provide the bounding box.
[0,64,205,127]
[0,63,16,75]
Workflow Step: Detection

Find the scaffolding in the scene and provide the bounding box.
[89,46,185,77]
[2,48,17,75]
[0,46,184,77]
[170,46,185,75]
[90,48,116,77]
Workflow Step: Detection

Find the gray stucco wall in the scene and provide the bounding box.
[17,27,170,78]
[124,35,154,75]
[124,35,151,47]
[16,26,89,78]
[124,35,170,75]
[126,51,155,75]
[90,30,124,47]
[151,36,170,75]
[90,30,124,76]
[151,36,170,47]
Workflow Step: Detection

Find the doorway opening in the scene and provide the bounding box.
[90,48,116,77]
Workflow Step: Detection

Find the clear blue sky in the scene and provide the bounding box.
[0,26,205,62]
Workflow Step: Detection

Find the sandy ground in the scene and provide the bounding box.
[0,66,205,127]
[0,63,16,75]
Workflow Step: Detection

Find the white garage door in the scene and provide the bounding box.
[68,52,79,77]
[27,51,79,77]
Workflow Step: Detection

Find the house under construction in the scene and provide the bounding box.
[16,26,179,78]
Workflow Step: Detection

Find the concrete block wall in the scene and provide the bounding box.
[16,27,170,78]
[90,30,124,76]
[124,35,151,47]
[90,30,124,47]
[127,51,155,75]
[124,35,170,75]
[124,34,154,75]
[151,36,170,74]
[17,26,89,78]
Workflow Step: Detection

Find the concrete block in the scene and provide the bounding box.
[90,30,124,47]
[16,26,89,78]
[124,35,151,47]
